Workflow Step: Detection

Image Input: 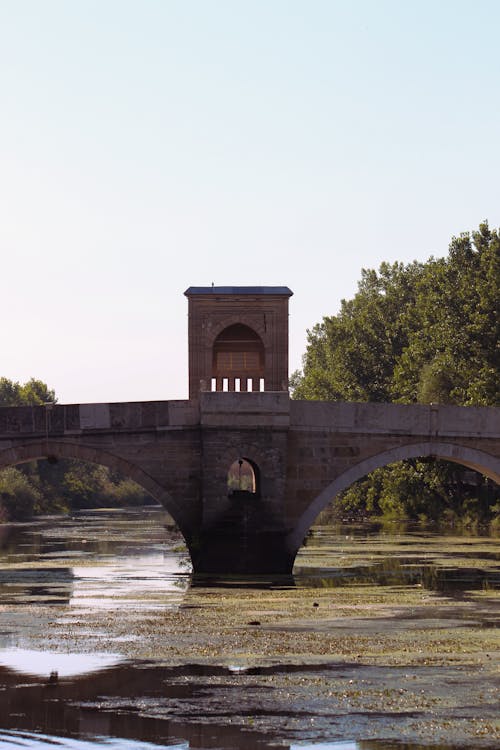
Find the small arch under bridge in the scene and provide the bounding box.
[0,393,499,574]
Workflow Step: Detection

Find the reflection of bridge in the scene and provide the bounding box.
[1,393,499,573]
[0,658,288,749]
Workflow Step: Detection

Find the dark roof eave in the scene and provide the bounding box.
[184,286,293,297]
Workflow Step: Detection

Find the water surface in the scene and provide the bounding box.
[0,508,497,749]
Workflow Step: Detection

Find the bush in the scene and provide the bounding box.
[0,467,43,521]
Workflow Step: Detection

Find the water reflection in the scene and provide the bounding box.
[291,744,358,750]
[71,554,188,611]
[290,744,462,750]
[0,736,466,750]
[0,648,122,677]
[0,733,467,750]
[0,508,191,611]
[0,659,467,750]
[295,522,500,596]
[0,731,188,749]
[0,566,74,605]
[294,556,500,594]
[0,509,189,564]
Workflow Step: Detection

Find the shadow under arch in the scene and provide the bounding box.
[0,439,193,554]
[287,440,500,556]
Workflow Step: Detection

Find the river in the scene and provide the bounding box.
[0,507,498,749]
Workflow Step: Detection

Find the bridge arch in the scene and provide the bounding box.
[0,439,193,545]
[287,441,500,555]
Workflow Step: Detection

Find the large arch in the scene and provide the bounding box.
[213,324,264,373]
[210,322,266,392]
[0,439,193,546]
[287,441,500,555]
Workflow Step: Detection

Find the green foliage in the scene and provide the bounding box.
[61,462,110,509]
[292,221,500,524]
[0,378,23,407]
[0,377,56,407]
[58,460,151,509]
[338,459,496,524]
[393,223,500,406]
[108,477,152,506]
[292,260,425,402]
[0,467,42,521]
[0,377,153,519]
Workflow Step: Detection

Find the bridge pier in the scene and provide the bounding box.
[196,392,292,573]
[193,527,294,575]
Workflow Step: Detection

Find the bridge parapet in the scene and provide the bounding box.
[0,400,199,438]
[290,401,500,439]
[3,397,497,440]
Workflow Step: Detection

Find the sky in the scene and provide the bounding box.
[1,0,499,404]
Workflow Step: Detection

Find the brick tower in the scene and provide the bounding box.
[184,286,293,399]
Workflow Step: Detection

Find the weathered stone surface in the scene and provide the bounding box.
[185,287,292,398]
[200,391,290,427]
[290,400,500,438]
[80,403,111,430]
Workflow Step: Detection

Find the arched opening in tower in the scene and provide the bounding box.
[212,324,265,392]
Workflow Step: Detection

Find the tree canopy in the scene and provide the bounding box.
[0,377,56,407]
[293,222,499,407]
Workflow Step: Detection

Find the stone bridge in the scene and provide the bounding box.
[0,392,499,573]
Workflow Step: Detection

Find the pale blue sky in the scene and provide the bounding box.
[1,1,499,403]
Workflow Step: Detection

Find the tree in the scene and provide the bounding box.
[0,378,23,407]
[293,261,425,402]
[0,377,55,407]
[19,378,56,405]
[393,223,500,406]
[0,377,57,520]
[292,221,500,523]
[0,467,42,521]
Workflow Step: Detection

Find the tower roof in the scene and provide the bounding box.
[184,286,293,297]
